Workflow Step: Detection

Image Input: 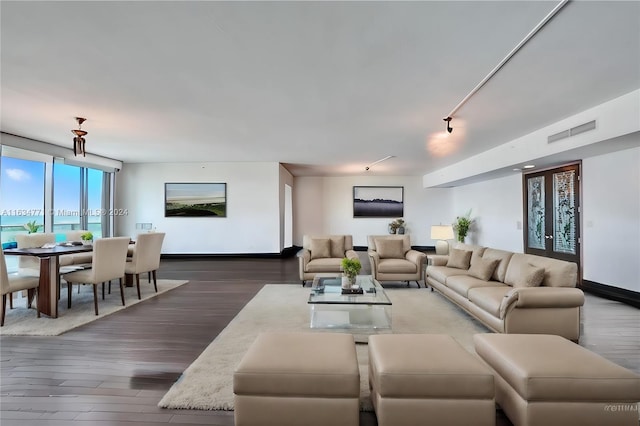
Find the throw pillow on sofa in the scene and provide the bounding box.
[446,248,472,270]
[468,257,500,281]
[329,236,345,258]
[310,238,331,259]
[512,263,545,288]
[376,238,405,259]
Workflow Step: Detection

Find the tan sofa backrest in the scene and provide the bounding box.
[302,235,353,252]
[505,253,577,288]
[368,234,411,254]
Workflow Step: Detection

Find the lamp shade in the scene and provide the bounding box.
[431,225,454,240]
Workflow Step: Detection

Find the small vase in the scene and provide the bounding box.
[82,240,92,246]
[341,276,351,289]
[397,226,405,235]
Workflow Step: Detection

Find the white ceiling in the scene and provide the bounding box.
[1,1,638,176]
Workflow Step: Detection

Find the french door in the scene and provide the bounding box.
[523,162,581,282]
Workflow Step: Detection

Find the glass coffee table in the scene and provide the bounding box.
[308,275,392,331]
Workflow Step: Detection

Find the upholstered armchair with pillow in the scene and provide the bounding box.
[367,235,427,288]
[298,235,358,285]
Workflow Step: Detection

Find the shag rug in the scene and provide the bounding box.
[1,279,188,336]
[158,284,489,412]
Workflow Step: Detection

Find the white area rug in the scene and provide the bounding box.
[158,284,489,412]
[1,279,188,336]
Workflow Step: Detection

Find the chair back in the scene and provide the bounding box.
[90,237,131,283]
[16,233,56,270]
[131,233,165,273]
[0,250,9,295]
[65,230,90,241]
[367,234,412,254]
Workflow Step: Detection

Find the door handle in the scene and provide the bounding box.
[545,235,554,239]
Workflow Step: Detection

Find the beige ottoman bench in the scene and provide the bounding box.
[474,334,640,426]
[369,334,496,426]
[233,332,360,426]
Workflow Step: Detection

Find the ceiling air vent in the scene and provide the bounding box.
[547,120,596,143]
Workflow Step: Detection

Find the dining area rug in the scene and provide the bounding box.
[158,284,489,412]
[0,279,188,336]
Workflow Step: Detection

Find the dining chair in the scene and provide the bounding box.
[1,250,40,326]
[62,237,130,315]
[124,233,165,299]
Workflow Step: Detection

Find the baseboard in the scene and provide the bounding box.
[353,245,435,252]
[581,280,640,308]
[162,252,284,259]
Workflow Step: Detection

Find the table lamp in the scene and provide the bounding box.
[431,225,454,255]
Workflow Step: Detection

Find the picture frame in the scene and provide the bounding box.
[164,183,227,217]
[353,186,404,218]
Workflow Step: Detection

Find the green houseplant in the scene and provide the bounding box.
[341,257,362,286]
[81,231,94,245]
[24,221,41,234]
[453,210,474,243]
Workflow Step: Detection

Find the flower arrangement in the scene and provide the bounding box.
[453,210,474,243]
[24,221,40,234]
[388,218,406,234]
[81,232,94,241]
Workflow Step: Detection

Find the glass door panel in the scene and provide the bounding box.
[87,168,104,238]
[53,163,81,237]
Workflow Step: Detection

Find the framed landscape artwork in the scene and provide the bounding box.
[353,186,404,218]
[165,183,227,217]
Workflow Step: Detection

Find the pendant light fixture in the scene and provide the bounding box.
[71,117,88,157]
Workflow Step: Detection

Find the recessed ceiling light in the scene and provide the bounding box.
[523,164,535,169]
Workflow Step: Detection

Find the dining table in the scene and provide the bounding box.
[3,245,93,318]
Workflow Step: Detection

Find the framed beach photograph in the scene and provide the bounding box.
[353,186,404,218]
[164,183,227,217]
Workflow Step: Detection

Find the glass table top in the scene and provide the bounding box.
[308,275,391,306]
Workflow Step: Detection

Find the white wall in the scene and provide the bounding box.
[451,174,524,252]
[115,162,281,254]
[582,146,640,292]
[293,175,452,247]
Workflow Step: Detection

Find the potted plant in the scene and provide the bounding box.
[453,210,474,243]
[388,218,406,234]
[81,231,94,245]
[24,220,41,234]
[341,257,362,288]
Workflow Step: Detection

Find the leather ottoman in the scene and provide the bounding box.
[474,334,640,426]
[369,334,495,426]
[233,332,360,426]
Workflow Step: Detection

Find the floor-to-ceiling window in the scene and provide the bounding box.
[53,162,82,234]
[86,168,104,238]
[0,156,47,271]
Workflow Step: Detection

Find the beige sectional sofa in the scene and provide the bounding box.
[426,243,584,341]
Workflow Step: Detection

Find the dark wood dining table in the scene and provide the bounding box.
[3,245,93,318]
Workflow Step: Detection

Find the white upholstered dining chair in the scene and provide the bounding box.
[1,250,40,326]
[124,233,165,299]
[62,237,130,315]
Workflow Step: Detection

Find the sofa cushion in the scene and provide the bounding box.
[452,242,486,266]
[505,260,545,288]
[329,236,345,258]
[446,275,508,298]
[468,257,500,281]
[426,265,469,283]
[446,248,472,270]
[378,258,417,274]
[306,258,342,272]
[310,238,331,259]
[376,238,405,259]
[468,287,512,318]
[481,248,514,282]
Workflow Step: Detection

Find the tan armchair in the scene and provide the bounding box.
[298,235,358,286]
[367,235,427,288]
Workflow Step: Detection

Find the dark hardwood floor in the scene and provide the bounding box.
[1,256,638,426]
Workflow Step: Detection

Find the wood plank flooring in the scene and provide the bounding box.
[1,256,638,426]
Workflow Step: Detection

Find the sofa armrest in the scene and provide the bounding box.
[499,287,584,319]
[298,249,311,277]
[345,249,359,260]
[368,250,380,279]
[427,255,448,266]
[406,249,427,266]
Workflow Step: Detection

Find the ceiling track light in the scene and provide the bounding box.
[443,116,453,134]
[365,155,395,171]
[71,117,88,157]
